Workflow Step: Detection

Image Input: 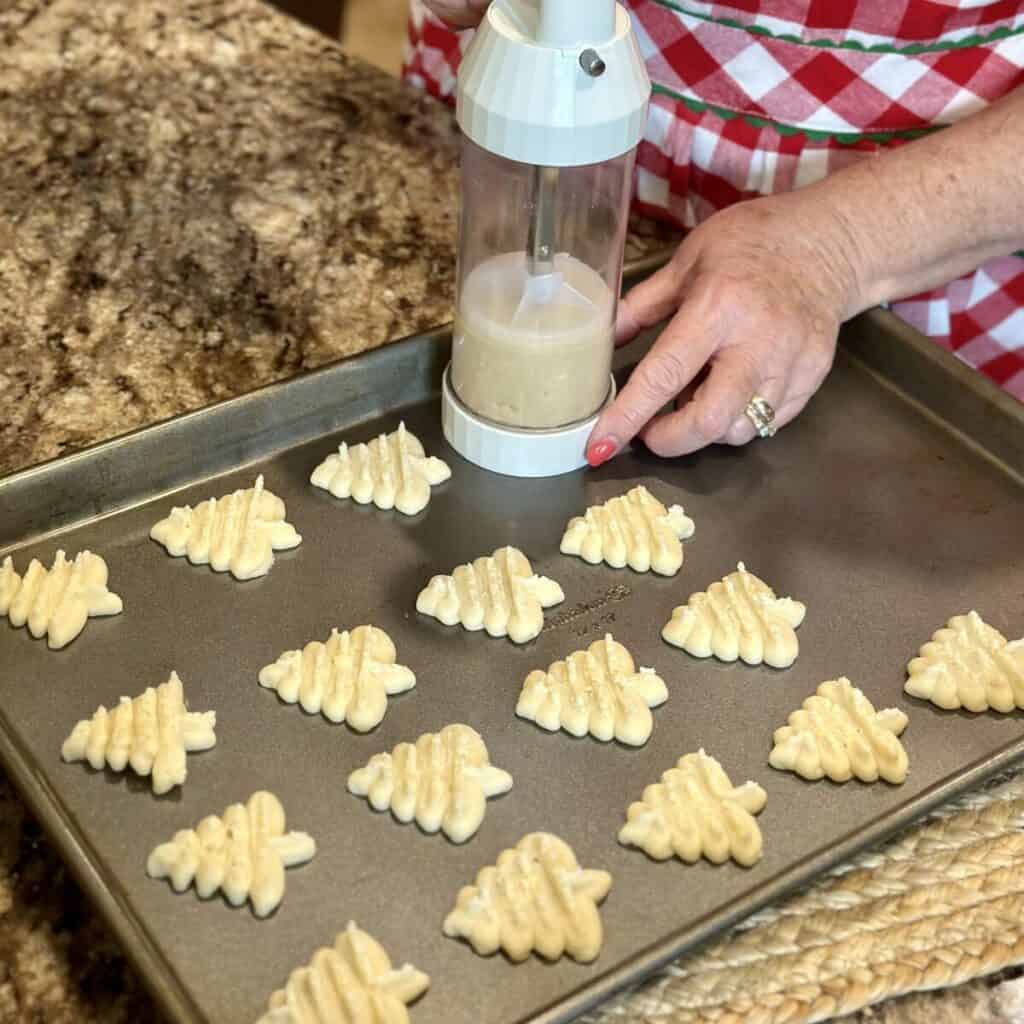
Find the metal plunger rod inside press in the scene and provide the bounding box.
[527,164,560,277]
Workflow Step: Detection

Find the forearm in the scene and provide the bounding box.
[808,86,1024,317]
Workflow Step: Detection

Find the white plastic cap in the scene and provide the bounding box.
[442,365,615,477]
[456,0,650,167]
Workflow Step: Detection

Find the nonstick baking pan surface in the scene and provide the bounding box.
[1,308,1023,1024]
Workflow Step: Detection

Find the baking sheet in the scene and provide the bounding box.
[1,303,1023,1024]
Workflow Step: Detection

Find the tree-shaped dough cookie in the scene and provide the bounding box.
[0,550,122,649]
[443,832,612,963]
[560,484,695,576]
[257,921,430,1024]
[347,724,512,843]
[62,671,216,794]
[906,611,1024,712]
[662,562,805,668]
[770,677,909,784]
[310,421,451,516]
[619,749,767,866]
[416,546,563,644]
[258,625,415,732]
[516,634,667,746]
[147,791,315,917]
[150,474,301,580]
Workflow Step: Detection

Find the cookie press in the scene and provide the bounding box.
[441,0,651,477]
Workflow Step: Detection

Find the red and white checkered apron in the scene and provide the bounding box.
[404,0,1024,400]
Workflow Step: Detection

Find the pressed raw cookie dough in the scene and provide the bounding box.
[146,791,315,917]
[443,832,612,962]
[0,549,122,649]
[257,921,430,1024]
[416,545,563,644]
[516,634,667,746]
[150,474,301,580]
[310,421,451,516]
[619,749,767,866]
[770,677,909,784]
[662,562,805,668]
[258,625,415,732]
[906,610,1024,712]
[560,484,695,576]
[347,724,512,843]
[61,671,216,794]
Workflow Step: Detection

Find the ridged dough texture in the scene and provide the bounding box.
[257,921,430,1024]
[310,421,451,516]
[61,671,216,794]
[770,677,909,784]
[0,550,122,650]
[147,791,315,917]
[258,625,415,732]
[618,749,767,867]
[443,832,612,963]
[416,546,564,644]
[149,474,301,580]
[516,634,668,746]
[906,610,1024,713]
[560,485,695,576]
[662,562,806,668]
[347,724,512,843]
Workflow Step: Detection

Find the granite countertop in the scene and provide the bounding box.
[0,0,675,475]
[0,1,1018,1021]
[0,0,467,475]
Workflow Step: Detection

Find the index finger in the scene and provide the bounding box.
[616,252,694,345]
[587,300,723,465]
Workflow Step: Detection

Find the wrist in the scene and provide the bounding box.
[772,185,876,323]
[796,175,884,321]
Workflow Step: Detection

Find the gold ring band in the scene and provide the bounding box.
[745,395,777,439]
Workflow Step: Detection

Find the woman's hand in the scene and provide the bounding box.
[422,0,490,28]
[586,190,867,464]
[587,84,1024,466]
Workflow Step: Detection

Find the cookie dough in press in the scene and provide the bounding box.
[310,421,451,516]
[452,251,615,429]
[416,546,563,644]
[0,550,122,650]
[662,563,805,668]
[560,485,695,576]
[146,791,315,917]
[257,921,430,1024]
[61,671,216,794]
[618,749,767,866]
[258,625,415,732]
[347,724,512,843]
[149,474,301,580]
[906,610,1024,712]
[443,832,612,963]
[770,677,909,784]
[516,634,668,746]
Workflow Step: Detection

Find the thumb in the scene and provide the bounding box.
[615,253,692,345]
[587,303,718,466]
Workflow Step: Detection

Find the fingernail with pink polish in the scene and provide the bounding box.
[587,437,619,468]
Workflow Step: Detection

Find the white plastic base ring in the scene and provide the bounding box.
[441,365,615,478]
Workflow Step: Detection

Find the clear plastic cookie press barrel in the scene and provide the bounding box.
[451,138,634,431]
